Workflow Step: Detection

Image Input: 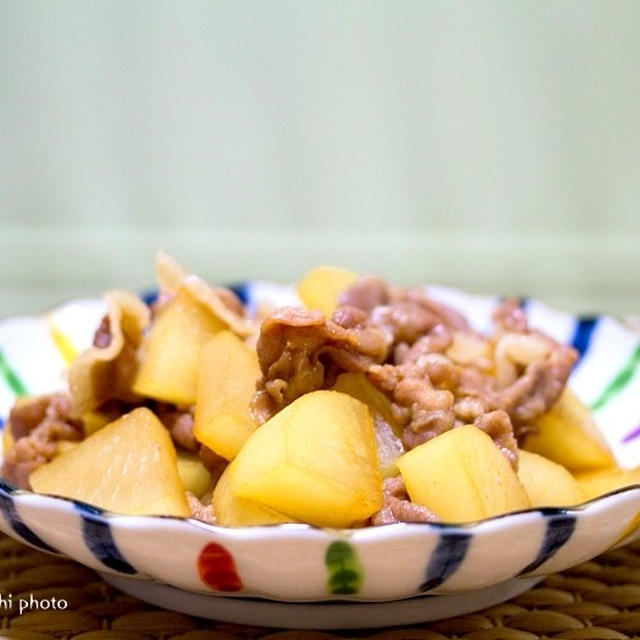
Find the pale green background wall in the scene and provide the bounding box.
[1,1,639,316]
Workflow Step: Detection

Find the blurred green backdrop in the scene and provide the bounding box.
[1,1,639,315]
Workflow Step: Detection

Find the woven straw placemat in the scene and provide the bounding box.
[0,535,639,640]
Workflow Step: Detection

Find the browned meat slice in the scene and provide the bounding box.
[1,394,83,489]
[393,325,453,363]
[339,277,468,337]
[473,410,518,468]
[493,297,528,335]
[367,362,456,450]
[154,403,198,453]
[250,306,388,424]
[371,476,438,525]
[368,338,574,466]
[198,446,228,488]
[337,275,392,311]
[488,340,577,426]
[92,315,112,348]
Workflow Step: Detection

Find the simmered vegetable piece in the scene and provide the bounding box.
[523,388,615,472]
[576,466,640,501]
[332,372,404,478]
[2,425,13,454]
[132,288,226,405]
[517,450,583,507]
[397,425,531,523]
[193,330,261,460]
[212,465,293,526]
[297,265,358,317]
[228,390,382,527]
[332,372,398,434]
[30,408,190,517]
[176,451,212,499]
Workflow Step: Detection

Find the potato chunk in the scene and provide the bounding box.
[132,288,227,405]
[523,388,615,472]
[193,331,260,460]
[397,424,530,523]
[332,372,404,478]
[576,467,640,501]
[332,372,398,433]
[229,390,382,528]
[30,408,190,517]
[2,425,13,454]
[517,450,583,507]
[177,451,212,499]
[297,266,358,317]
[212,465,293,526]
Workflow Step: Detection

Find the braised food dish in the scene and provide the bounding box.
[1,254,635,528]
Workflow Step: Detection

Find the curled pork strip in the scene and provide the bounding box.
[250,306,388,424]
[1,394,83,489]
[488,339,577,426]
[371,476,438,525]
[68,290,150,418]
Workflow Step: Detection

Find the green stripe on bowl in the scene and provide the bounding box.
[325,540,363,595]
[590,341,640,412]
[0,347,27,396]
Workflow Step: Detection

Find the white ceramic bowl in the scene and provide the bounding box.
[1,282,639,628]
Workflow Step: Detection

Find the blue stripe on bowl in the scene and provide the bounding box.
[139,289,159,307]
[74,503,136,574]
[0,487,58,554]
[419,531,472,592]
[520,513,576,575]
[571,316,598,362]
[228,283,250,306]
[139,284,250,309]
[498,296,529,310]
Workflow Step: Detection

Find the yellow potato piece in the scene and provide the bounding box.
[55,440,79,457]
[81,410,112,437]
[332,372,399,434]
[297,266,358,317]
[517,450,584,507]
[2,424,13,455]
[523,388,615,472]
[30,407,190,517]
[132,288,227,405]
[397,425,531,523]
[212,465,293,526]
[576,467,640,502]
[177,451,212,499]
[332,372,404,478]
[229,390,382,528]
[193,331,260,460]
